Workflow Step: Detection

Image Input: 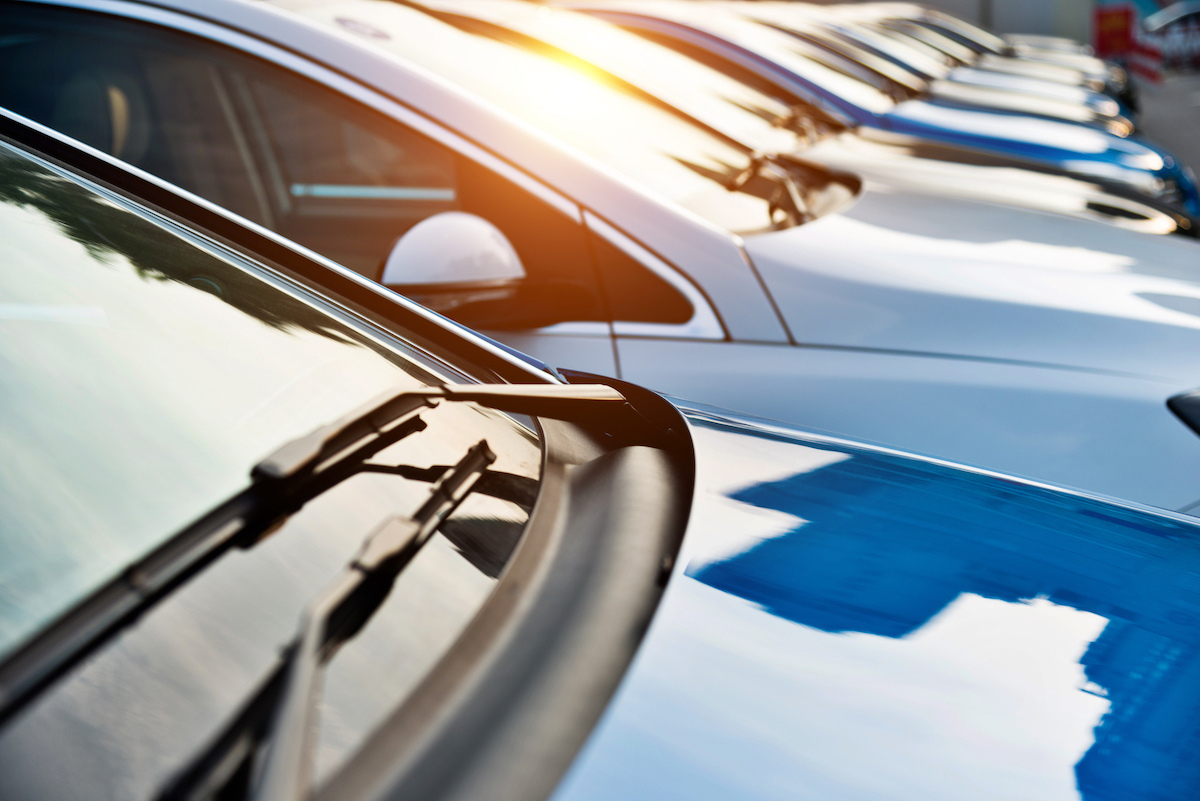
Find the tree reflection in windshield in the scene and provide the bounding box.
[0,150,349,340]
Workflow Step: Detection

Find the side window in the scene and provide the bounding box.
[233,73,461,277]
[588,232,693,324]
[0,17,268,226]
[0,4,693,331]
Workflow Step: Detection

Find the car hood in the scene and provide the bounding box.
[948,66,1114,110]
[742,181,1200,380]
[800,131,1189,235]
[550,405,1200,801]
[926,82,1113,128]
[883,101,1168,186]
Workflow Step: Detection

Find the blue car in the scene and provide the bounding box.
[4,104,1200,801]
[572,1,1200,217]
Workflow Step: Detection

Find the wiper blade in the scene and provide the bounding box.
[0,383,625,728]
[158,441,498,801]
[773,105,823,146]
[724,153,814,226]
[361,463,538,509]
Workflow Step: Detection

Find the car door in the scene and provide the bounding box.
[0,0,718,377]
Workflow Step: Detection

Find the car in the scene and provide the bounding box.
[5,109,1200,801]
[8,0,1200,516]
[831,2,1130,97]
[570,0,1200,215]
[732,2,1136,132]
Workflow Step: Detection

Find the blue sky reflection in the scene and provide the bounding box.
[553,421,1200,801]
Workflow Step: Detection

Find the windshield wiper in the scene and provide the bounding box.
[0,383,627,728]
[724,153,814,226]
[156,440,498,801]
[773,105,823,146]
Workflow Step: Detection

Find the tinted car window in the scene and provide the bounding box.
[0,139,542,797]
[0,4,703,327]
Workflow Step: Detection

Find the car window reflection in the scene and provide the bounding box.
[0,144,428,661]
[0,150,351,339]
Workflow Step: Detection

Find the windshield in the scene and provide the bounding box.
[0,140,444,659]
[714,14,898,114]
[832,19,954,79]
[921,10,1006,53]
[776,21,928,94]
[283,0,779,233]
[419,0,800,156]
[0,138,544,798]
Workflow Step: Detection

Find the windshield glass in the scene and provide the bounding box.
[420,0,800,156]
[922,10,1006,53]
[0,141,440,658]
[831,20,953,79]
[283,0,778,233]
[780,22,928,93]
[879,18,978,63]
[714,14,897,114]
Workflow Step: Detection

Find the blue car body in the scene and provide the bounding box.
[553,403,1200,801]
[579,7,1200,217]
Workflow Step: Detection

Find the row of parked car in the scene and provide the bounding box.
[2,1,1200,799]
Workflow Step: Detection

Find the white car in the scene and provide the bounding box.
[6,0,1200,513]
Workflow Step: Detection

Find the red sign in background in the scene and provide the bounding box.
[1094,5,1134,57]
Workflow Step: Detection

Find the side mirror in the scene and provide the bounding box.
[382,212,596,330]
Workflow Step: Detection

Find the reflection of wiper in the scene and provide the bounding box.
[157,441,497,801]
[0,383,626,728]
[724,153,813,226]
[771,105,823,145]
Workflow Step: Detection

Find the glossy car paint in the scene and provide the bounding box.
[552,406,1200,801]
[18,0,1200,516]
[797,133,1186,235]
[571,1,1200,215]
[428,0,1190,234]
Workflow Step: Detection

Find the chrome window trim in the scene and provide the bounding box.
[18,0,585,224]
[585,212,725,341]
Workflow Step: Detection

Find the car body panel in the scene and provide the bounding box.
[880,100,1175,201]
[744,187,1200,380]
[550,406,1200,801]
[614,337,1200,510]
[799,132,1187,236]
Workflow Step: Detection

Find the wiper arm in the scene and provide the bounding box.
[245,383,626,539]
[0,383,626,728]
[771,102,847,146]
[361,463,538,509]
[725,153,813,227]
[774,106,822,146]
[159,441,498,801]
